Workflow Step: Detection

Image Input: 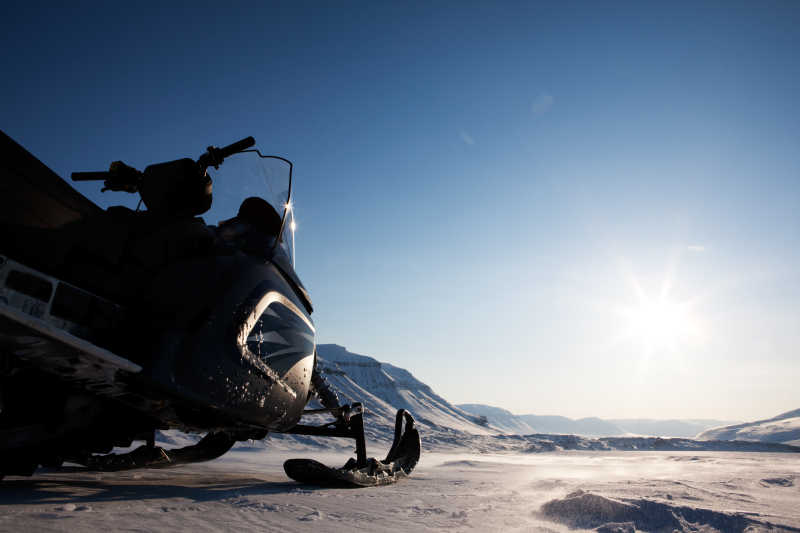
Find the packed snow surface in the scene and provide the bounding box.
[4,343,799,531]
[3,449,800,532]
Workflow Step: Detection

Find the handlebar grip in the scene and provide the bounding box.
[218,136,255,159]
[71,171,111,181]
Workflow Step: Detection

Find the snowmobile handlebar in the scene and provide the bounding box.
[71,171,114,182]
[197,136,255,170]
[70,136,256,192]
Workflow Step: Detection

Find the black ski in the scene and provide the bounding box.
[284,457,411,487]
[283,408,421,487]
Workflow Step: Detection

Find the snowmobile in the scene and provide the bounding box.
[0,131,419,486]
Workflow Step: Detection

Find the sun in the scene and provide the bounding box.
[621,297,696,352]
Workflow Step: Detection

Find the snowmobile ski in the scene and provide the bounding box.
[283,407,421,487]
[81,432,237,471]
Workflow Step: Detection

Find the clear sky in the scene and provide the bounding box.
[2,1,798,420]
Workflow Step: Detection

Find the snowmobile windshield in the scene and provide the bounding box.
[204,150,295,265]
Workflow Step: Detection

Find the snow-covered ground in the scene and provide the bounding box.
[2,448,800,532]
[4,344,798,531]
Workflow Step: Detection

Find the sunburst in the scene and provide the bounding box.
[619,293,699,354]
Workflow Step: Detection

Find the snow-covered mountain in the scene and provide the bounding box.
[276,343,744,446]
[458,404,735,438]
[696,408,800,444]
[312,344,495,446]
[457,404,536,435]
[520,415,625,436]
[609,418,739,439]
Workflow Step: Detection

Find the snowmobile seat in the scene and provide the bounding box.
[0,131,103,274]
[0,131,102,230]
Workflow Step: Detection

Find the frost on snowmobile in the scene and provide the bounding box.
[0,131,420,485]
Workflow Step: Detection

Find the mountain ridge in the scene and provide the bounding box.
[314,346,791,443]
[458,403,739,438]
[161,344,798,455]
[314,344,495,443]
[697,408,800,444]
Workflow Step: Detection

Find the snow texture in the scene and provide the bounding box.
[3,343,800,531]
[3,450,800,532]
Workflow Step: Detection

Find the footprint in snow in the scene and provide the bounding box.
[409,506,447,516]
[58,504,92,512]
[760,477,794,487]
[298,510,324,521]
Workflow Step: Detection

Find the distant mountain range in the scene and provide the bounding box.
[258,344,799,453]
[457,403,736,438]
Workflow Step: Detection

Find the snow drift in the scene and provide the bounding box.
[539,489,784,532]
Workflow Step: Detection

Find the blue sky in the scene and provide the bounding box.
[2,1,799,420]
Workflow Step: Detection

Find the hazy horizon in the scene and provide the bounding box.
[2,2,798,421]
